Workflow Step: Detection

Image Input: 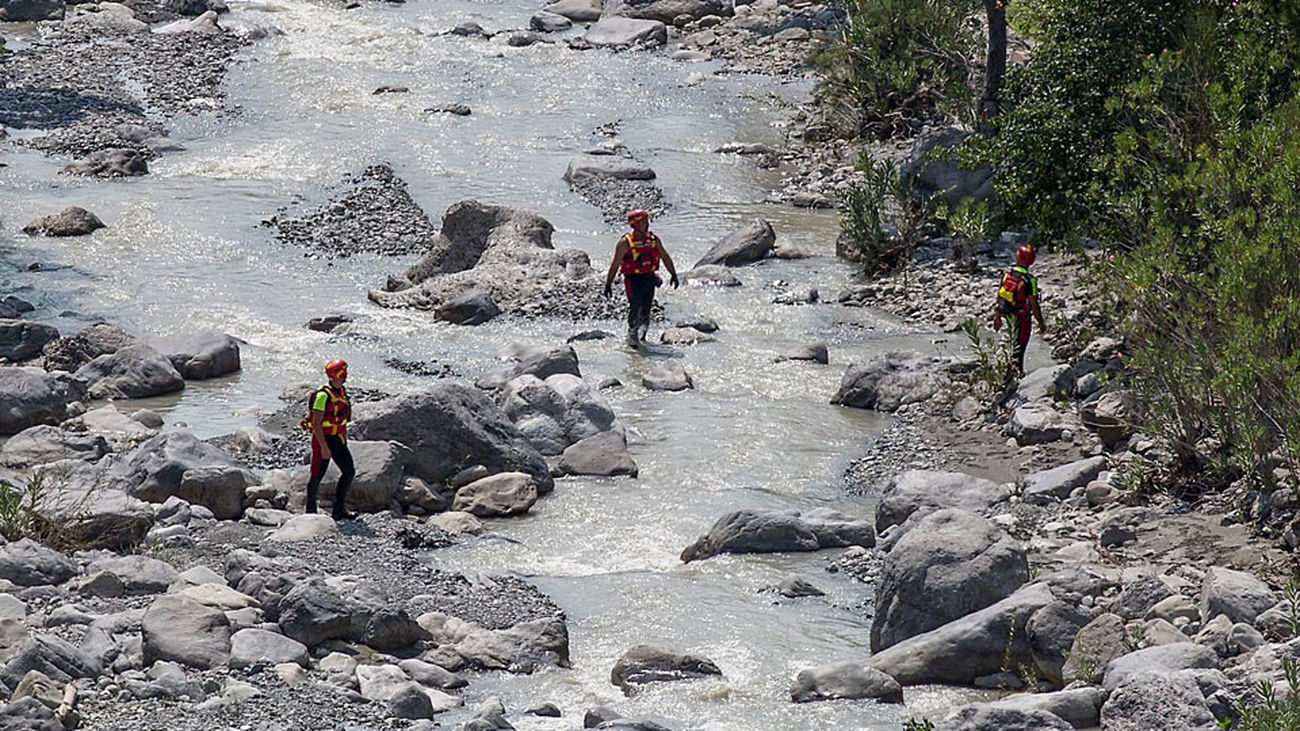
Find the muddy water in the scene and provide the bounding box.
[0,0,988,726]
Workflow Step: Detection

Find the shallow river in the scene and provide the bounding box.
[0,0,989,726]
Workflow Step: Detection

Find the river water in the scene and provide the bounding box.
[0,0,990,726]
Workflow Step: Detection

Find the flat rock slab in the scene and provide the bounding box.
[681,507,874,562]
[1023,456,1108,504]
[583,16,667,48]
[790,661,902,703]
[229,628,308,668]
[562,156,657,184]
[269,514,339,542]
[555,430,638,477]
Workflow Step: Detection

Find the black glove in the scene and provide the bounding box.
[670,273,679,289]
[603,281,612,299]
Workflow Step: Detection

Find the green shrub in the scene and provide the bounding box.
[1231,656,1300,730]
[809,0,979,140]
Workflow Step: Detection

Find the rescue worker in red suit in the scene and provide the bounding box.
[992,244,1047,380]
[603,209,679,346]
[301,359,357,520]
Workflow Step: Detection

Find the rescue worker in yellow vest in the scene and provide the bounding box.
[992,244,1048,380]
[603,209,679,347]
[301,359,356,520]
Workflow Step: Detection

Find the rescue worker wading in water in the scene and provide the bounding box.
[992,244,1048,381]
[301,359,357,521]
[603,209,679,347]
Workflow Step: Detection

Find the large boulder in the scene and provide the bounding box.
[74,344,185,399]
[1007,401,1069,446]
[141,595,232,669]
[1101,643,1219,692]
[0,321,60,363]
[108,431,252,518]
[229,629,309,669]
[0,0,64,21]
[497,372,616,453]
[0,635,99,693]
[984,688,1106,730]
[452,472,538,517]
[562,157,657,185]
[609,645,721,695]
[681,508,874,562]
[22,207,105,237]
[831,352,950,412]
[932,706,1073,731]
[0,540,77,587]
[0,369,86,435]
[872,509,1029,652]
[40,324,134,373]
[1061,613,1127,685]
[1010,364,1075,406]
[789,661,903,703]
[1022,456,1108,504]
[1027,601,1092,686]
[556,430,638,477]
[899,127,993,208]
[144,332,241,380]
[1099,672,1219,731]
[875,470,1012,535]
[641,362,694,392]
[1199,566,1277,625]
[693,219,775,268]
[1081,389,1141,447]
[544,0,601,21]
[86,555,178,595]
[583,16,667,47]
[350,381,553,494]
[0,426,107,468]
[435,290,500,326]
[37,486,154,551]
[277,578,353,647]
[417,612,569,673]
[404,200,555,281]
[0,696,63,731]
[61,148,149,177]
[868,583,1056,685]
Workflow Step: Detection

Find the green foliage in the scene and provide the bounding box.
[836,155,896,270]
[1231,656,1300,730]
[903,719,935,731]
[938,198,993,270]
[809,0,979,139]
[1283,577,1300,640]
[0,473,50,543]
[960,317,1015,395]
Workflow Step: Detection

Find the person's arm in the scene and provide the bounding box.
[991,298,1003,332]
[604,239,629,297]
[660,246,679,287]
[1030,295,1046,333]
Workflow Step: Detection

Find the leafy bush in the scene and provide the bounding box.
[960,317,1014,395]
[809,0,979,140]
[1231,656,1300,730]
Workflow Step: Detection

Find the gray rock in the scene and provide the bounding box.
[1081,390,1140,447]
[693,219,775,267]
[229,628,308,668]
[1027,602,1091,685]
[268,514,339,542]
[144,332,241,380]
[775,342,828,364]
[142,595,231,670]
[397,658,466,689]
[0,634,99,693]
[390,682,435,719]
[1062,613,1127,685]
[1199,566,1277,625]
[875,470,1011,535]
[683,265,741,287]
[605,0,725,22]
[1113,574,1175,620]
[562,156,657,185]
[583,16,667,47]
[932,705,1073,731]
[1010,364,1075,406]
[0,321,60,364]
[899,127,993,208]
[872,509,1028,652]
[681,508,874,562]
[556,431,638,477]
[86,555,178,595]
[74,344,185,399]
[1007,401,1068,446]
[294,439,405,513]
[0,696,62,730]
[527,702,561,716]
[0,540,76,587]
[0,426,107,468]
[277,578,353,647]
[641,362,694,392]
[831,351,949,412]
[436,290,500,326]
[984,687,1106,729]
[1102,643,1220,692]
[23,207,106,237]
[108,431,248,513]
[40,324,134,373]
[40,486,155,551]
[777,576,824,598]
[452,472,538,517]
[530,10,572,31]
[1023,456,1108,504]
[418,612,569,673]
[0,0,64,22]
[789,661,902,703]
[869,583,1056,685]
[351,382,552,492]
[1099,672,1218,730]
[544,0,601,21]
[610,645,721,694]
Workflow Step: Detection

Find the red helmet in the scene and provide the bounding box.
[1015,244,1037,267]
[325,358,348,381]
[626,209,649,226]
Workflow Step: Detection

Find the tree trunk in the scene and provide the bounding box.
[981,0,1008,120]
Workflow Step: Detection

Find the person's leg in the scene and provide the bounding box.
[631,275,655,341]
[305,437,326,513]
[624,278,640,344]
[328,435,356,519]
[1012,312,1031,377]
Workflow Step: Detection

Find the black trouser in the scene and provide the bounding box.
[306,433,354,517]
[625,273,657,339]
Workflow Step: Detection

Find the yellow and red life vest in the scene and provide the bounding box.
[619,232,662,275]
[299,384,351,436]
[997,264,1037,314]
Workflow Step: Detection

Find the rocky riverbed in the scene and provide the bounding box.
[2,0,1298,728]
